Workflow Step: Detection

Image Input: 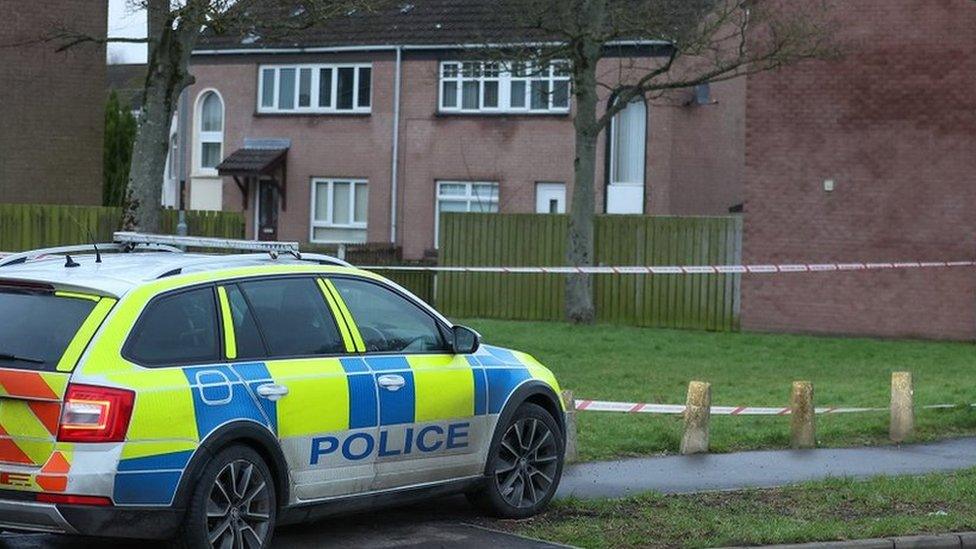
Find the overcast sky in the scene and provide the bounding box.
[107,0,147,64]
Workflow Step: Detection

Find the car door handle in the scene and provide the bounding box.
[256,383,289,401]
[377,374,406,392]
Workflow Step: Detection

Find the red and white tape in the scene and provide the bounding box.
[365,260,976,275]
[571,399,970,416]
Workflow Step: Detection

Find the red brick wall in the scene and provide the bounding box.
[0,1,106,205]
[742,0,976,340]
[189,50,745,259]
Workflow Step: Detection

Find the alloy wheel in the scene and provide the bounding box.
[206,459,272,549]
[493,417,559,508]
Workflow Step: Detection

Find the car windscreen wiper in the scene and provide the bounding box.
[0,352,45,364]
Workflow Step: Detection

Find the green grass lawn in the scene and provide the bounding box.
[491,469,976,548]
[461,319,976,461]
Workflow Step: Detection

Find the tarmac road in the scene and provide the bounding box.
[0,495,561,549]
[8,437,976,548]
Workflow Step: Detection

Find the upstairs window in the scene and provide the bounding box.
[439,61,570,114]
[258,64,372,114]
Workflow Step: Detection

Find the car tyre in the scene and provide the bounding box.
[468,402,564,519]
[177,444,277,549]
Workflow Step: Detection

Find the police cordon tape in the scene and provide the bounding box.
[569,399,968,415]
[364,260,976,275]
[4,251,973,274]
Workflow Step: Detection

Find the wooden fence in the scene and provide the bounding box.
[0,203,245,251]
[0,203,435,302]
[436,213,742,331]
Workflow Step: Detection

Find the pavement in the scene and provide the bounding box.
[558,436,976,499]
[5,437,976,548]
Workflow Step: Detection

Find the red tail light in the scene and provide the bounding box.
[57,384,134,443]
[37,493,113,506]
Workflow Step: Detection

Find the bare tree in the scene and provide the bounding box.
[48,0,385,233]
[481,0,836,323]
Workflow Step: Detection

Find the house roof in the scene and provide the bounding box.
[194,0,661,53]
[106,63,147,111]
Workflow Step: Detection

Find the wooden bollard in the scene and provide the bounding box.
[890,372,914,443]
[561,390,579,463]
[680,381,711,455]
[790,381,816,449]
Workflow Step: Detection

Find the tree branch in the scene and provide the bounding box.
[54,34,151,53]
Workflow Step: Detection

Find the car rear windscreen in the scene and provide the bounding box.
[0,290,97,371]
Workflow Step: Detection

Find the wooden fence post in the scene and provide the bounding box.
[561,390,579,463]
[790,381,816,449]
[890,372,915,443]
[680,381,711,455]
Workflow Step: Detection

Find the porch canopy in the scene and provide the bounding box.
[217,138,290,210]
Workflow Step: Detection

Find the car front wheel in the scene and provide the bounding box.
[180,445,277,549]
[469,402,564,518]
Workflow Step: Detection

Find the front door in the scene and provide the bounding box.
[257,180,279,241]
[607,96,647,214]
[326,276,488,490]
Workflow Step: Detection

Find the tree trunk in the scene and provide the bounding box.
[565,9,604,324]
[566,114,599,323]
[121,1,197,233]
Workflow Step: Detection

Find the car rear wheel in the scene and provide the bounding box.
[468,402,564,518]
[179,445,277,549]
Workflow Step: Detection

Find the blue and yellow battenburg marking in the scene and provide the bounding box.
[109,345,553,505]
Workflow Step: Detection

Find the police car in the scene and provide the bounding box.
[0,234,565,548]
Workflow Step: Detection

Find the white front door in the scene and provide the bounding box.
[607,97,647,214]
[535,182,566,214]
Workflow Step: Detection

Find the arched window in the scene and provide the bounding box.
[606,95,647,214]
[197,91,224,172]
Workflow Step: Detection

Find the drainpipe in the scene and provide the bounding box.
[389,46,402,245]
[177,88,189,208]
[176,89,190,242]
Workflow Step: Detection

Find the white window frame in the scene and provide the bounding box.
[438,60,571,114]
[309,178,369,244]
[434,180,500,247]
[258,64,372,114]
[194,89,224,176]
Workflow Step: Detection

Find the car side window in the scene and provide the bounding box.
[127,287,219,365]
[224,284,267,359]
[239,277,346,357]
[330,278,449,354]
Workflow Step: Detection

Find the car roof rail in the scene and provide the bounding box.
[294,253,354,268]
[0,242,182,268]
[150,252,354,279]
[0,233,354,274]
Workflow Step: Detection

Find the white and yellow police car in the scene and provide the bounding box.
[0,234,565,548]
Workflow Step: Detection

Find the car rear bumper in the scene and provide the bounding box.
[0,493,184,540]
[0,499,77,534]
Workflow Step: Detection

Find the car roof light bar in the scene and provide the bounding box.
[113,232,301,257]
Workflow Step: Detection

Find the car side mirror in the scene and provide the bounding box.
[452,325,480,355]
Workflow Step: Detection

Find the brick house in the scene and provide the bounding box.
[0,0,106,205]
[182,1,744,260]
[742,0,976,340]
